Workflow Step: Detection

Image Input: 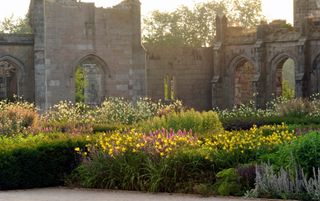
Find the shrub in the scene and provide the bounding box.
[254,163,305,200]
[69,152,149,190]
[214,168,242,196]
[253,163,320,200]
[203,124,295,167]
[303,168,320,201]
[140,109,223,135]
[95,129,199,158]
[193,183,214,197]
[42,98,183,134]
[216,97,320,130]
[71,129,213,193]
[0,100,39,136]
[275,98,314,118]
[236,163,256,191]
[70,148,215,193]
[41,101,94,134]
[216,101,275,130]
[94,97,167,125]
[262,132,320,177]
[0,133,87,189]
[70,124,295,194]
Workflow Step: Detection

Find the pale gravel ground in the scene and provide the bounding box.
[0,188,294,201]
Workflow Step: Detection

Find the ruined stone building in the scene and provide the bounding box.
[0,0,320,110]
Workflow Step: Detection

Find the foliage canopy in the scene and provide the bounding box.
[143,0,263,47]
[0,15,32,34]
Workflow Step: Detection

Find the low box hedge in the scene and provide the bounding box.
[0,133,87,189]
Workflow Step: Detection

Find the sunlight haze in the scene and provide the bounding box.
[0,0,293,24]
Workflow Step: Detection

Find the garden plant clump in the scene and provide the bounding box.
[2,96,320,199]
[0,99,39,136]
[70,122,295,194]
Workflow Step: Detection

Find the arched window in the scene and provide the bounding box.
[75,55,106,105]
[0,60,18,100]
[274,57,296,98]
[234,59,255,105]
[311,54,320,95]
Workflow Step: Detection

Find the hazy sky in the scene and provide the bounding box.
[0,0,293,24]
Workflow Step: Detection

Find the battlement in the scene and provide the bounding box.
[33,0,140,11]
[225,27,256,44]
[221,19,299,45]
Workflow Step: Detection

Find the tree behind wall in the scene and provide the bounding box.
[75,67,87,103]
[0,15,32,34]
[143,0,263,47]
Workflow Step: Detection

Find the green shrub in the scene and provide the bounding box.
[148,149,215,193]
[70,151,148,190]
[70,149,215,194]
[261,132,320,176]
[140,109,223,135]
[214,168,242,196]
[42,98,182,134]
[0,133,87,189]
[193,183,214,197]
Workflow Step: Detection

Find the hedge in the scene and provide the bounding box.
[0,134,87,189]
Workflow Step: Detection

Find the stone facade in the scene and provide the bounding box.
[145,46,213,110]
[29,0,146,110]
[1,0,320,110]
[0,34,34,102]
[212,0,320,109]
[0,0,146,110]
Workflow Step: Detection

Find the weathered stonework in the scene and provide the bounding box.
[1,0,320,110]
[29,0,146,109]
[212,0,320,109]
[0,34,34,102]
[145,46,213,110]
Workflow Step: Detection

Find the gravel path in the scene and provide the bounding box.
[0,188,293,201]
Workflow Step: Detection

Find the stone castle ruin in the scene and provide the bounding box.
[0,0,319,110]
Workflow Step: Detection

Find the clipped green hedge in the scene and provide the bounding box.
[220,116,320,131]
[0,134,87,189]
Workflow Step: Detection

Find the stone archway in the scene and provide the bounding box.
[74,55,107,105]
[233,59,256,105]
[311,54,320,95]
[0,56,24,101]
[272,56,296,98]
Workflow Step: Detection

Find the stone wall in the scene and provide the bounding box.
[146,46,213,111]
[294,0,320,30]
[0,34,34,102]
[212,10,320,109]
[30,0,146,109]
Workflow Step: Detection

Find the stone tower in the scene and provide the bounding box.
[29,0,146,110]
[294,0,320,30]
